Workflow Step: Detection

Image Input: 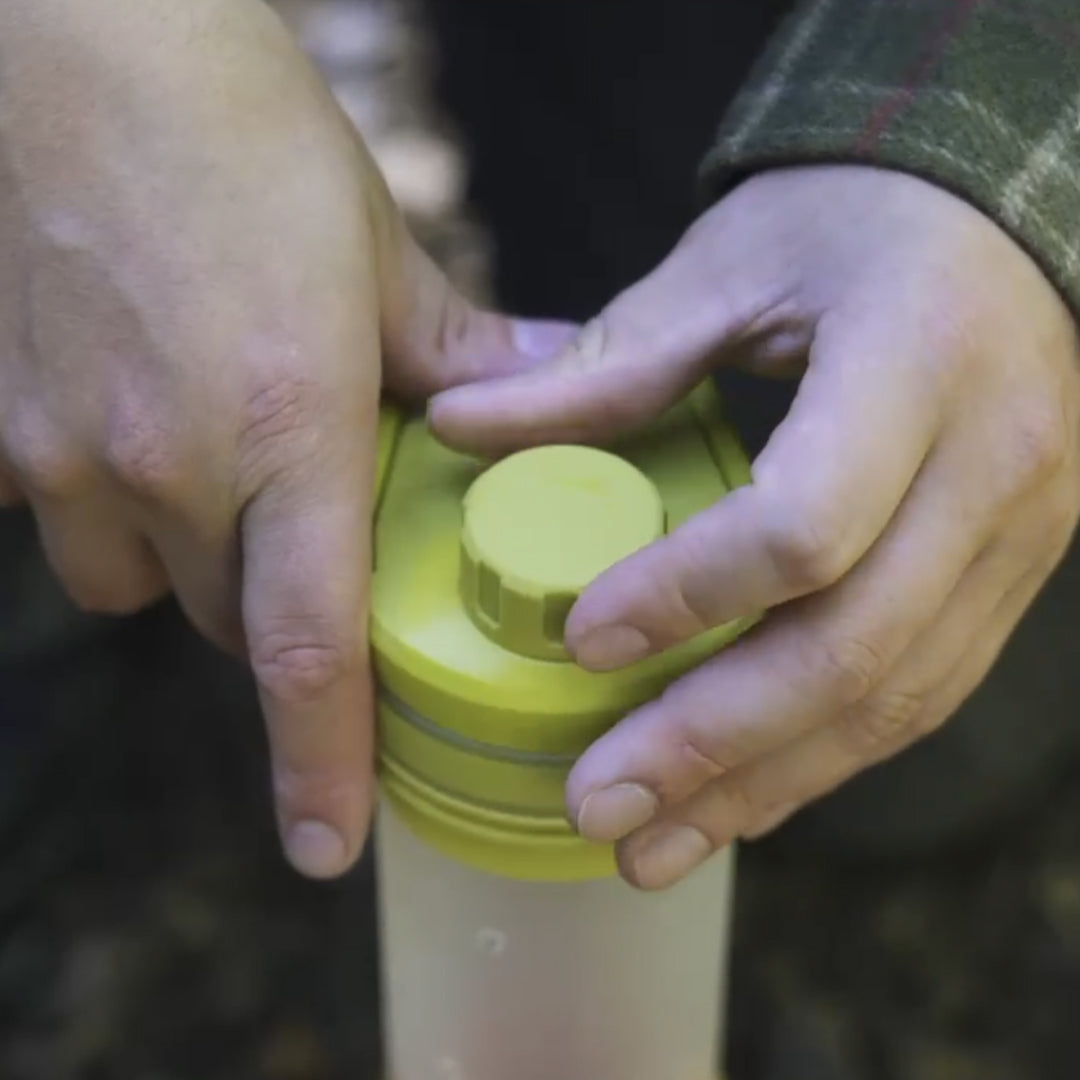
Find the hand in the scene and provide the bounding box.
[0,0,566,878]
[431,165,1080,889]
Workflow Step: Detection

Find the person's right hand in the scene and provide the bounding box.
[0,0,570,879]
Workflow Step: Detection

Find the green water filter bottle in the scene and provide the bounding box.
[371,384,755,1080]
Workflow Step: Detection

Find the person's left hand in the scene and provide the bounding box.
[429,165,1080,890]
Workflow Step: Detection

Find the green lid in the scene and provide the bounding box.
[371,381,756,880]
[461,445,664,660]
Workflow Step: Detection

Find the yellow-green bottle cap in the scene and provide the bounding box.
[460,446,664,660]
[372,381,758,880]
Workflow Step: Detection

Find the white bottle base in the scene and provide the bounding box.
[376,804,734,1080]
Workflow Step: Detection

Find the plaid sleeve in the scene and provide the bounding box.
[700,0,1080,313]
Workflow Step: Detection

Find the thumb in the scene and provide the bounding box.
[379,226,577,399]
[427,235,758,455]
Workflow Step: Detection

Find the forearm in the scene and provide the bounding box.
[702,0,1080,315]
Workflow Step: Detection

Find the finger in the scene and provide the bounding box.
[565,313,945,670]
[30,494,169,614]
[689,549,1049,848]
[148,520,246,658]
[379,224,576,398]
[427,237,758,455]
[567,428,1018,844]
[617,562,1050,891]
[726,504,1071,841]
[240,384,377,882]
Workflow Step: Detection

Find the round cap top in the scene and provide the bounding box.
[460,445,664,660]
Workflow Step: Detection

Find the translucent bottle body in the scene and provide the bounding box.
[377,804,733,1080]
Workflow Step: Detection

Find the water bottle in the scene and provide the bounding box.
[371,383,754,1080]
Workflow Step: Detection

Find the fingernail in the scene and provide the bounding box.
[576,783,659,842]
[629,825,712,890]
[284,820,349,879]
[574,625,651,672]
[512,320,576,361]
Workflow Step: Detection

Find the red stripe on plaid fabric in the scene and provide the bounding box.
[856,0,985,153]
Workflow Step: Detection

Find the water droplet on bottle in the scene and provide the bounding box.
[474,926,508,957]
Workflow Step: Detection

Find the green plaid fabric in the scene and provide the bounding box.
[702,0,1080,313]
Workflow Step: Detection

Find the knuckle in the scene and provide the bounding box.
[677,732,741,781]
[250,620,354,704]
[3,410,88,500]
[676,716,748,781]
[273,767,356,813]
[813,633,887,704]
[671,580,714,637]
[761,507,849,594]
[660,531,722,636]
[1007,401,1069,487]
[236,376,324,486]
[839,688,927,756]
[102,415,185,501]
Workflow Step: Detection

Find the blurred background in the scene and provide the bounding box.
[0,2,1077,1078]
